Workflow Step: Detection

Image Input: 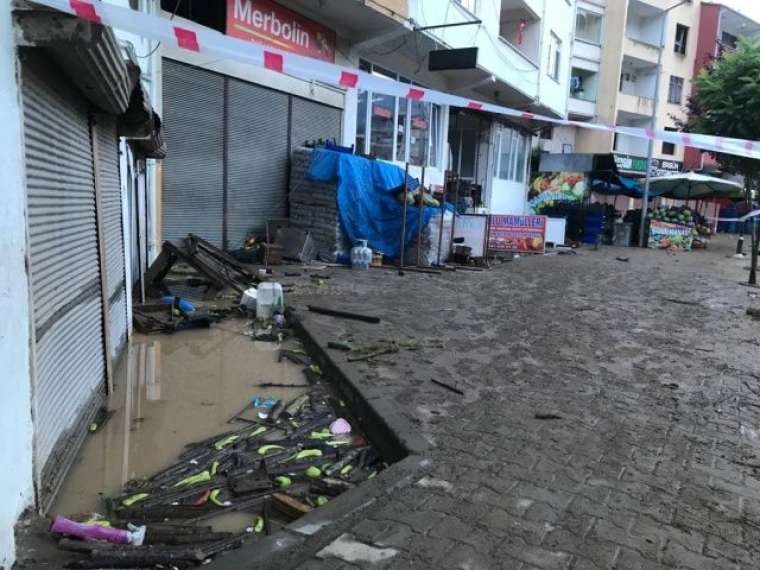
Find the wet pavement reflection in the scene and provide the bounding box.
[52,319,308,531]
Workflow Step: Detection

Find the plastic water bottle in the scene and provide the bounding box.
[256,282,284,320]
[350,240,372,270]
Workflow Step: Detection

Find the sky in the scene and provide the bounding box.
[720,0,760,23]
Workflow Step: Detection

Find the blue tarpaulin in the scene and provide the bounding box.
[307,149,442,259]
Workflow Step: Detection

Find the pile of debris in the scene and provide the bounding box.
[134,234,259,334]
[52,362,384,568]
[289,147,350,262]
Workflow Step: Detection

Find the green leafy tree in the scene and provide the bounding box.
[683,36,760,285]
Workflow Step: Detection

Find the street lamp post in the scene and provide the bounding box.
[638,0,691,247]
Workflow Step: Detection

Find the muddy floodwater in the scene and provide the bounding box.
[52,319,309,532]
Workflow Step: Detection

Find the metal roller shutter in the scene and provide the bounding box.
[226,78,289,248]
[22,53,106,509]
[162,59,344,250]
[95,114,128,358]
[290,96,342,151]
[162,59,224,247]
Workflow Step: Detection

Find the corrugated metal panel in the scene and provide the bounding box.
[226,78,290,247]
[162,59,224,247]
[22,54,106,488]
[290,96,342,151]
[95,114,128,357]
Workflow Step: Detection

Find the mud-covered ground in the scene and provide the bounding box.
[15,236,760,569]
[279,236,760,569]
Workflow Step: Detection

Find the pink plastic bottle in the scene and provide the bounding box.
[50,516,146,545]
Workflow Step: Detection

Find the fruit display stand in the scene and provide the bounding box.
[647,205,712,252]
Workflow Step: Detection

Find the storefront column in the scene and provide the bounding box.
[341,87,358,149]
[0,2,35,565]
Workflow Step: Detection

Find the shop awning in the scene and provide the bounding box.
[14,6,134,115]
[643,172,745,200]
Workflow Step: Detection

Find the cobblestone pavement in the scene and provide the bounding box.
[280,237,760,569]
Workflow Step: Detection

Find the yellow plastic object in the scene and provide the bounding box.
[274,476,292,488]
[309,364,322,375]
[305,466,322,478]
[210,461,220,476]
[340,465,353,476]
[258,444,286,455]
[209,489,226,507]
[214,434,240,451]
[174,470,211,488]
[248,426,267,438]
[293,449,322,461]
[316,496,329,507]
[122,493,149,507]
[309,429,332,440]
[253,516,265,533]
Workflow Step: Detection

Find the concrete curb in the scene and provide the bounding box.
[210,314,431,569]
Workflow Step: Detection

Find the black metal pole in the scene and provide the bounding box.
[398,163,410,276]
[416,167,426,267]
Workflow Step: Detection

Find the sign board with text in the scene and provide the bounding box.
[614,153,682,177]
[648,220,694,251]
[488,215,547,254]
[227,0,336,62]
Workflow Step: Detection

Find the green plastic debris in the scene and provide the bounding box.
[309,364,322,375]
[258,444,285,455]
[210,460,220,476]
[316,496,329,507]
[209,489,227,507]
[340,464,353,476]
[368,470,377,480]
[274,476,292,488]
[305,466,322,478]
[309,429,332,440]
[214,434,240,450]
[292,449,323,461]
[122,493,149,507]
[88,422,99,433]
[248,426,267,438]
[253,516,265,533]
[174,470,211,488]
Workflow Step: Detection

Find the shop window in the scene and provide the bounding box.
[668,76,684,105]
[674,24,689,55]
[662,127,677,155]
[494,127,527,183]
[355,59,442,168]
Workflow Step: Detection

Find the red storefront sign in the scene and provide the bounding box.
[488,215,547,254]
[227,0,336,63]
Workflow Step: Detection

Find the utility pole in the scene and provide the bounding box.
[639,0,691,247]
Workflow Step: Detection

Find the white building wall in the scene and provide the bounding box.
[410,0,540,103]
[0,3,36,567]
[537,0,575,117]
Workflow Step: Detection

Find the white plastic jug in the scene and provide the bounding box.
[240,287,258,310]
[256,282,284,320]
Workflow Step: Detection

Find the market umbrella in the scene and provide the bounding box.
[643,172,744,200]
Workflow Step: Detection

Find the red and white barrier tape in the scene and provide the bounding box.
[38,0,760,162]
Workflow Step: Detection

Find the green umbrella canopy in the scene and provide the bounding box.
[643,172,744,200]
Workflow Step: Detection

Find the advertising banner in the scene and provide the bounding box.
[528,173,587,214]
[488,215,547,254]
[648,220,695,251]
[227,0,336,62]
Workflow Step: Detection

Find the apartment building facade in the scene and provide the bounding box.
[684,2,760,171]
[545,0,705,178]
